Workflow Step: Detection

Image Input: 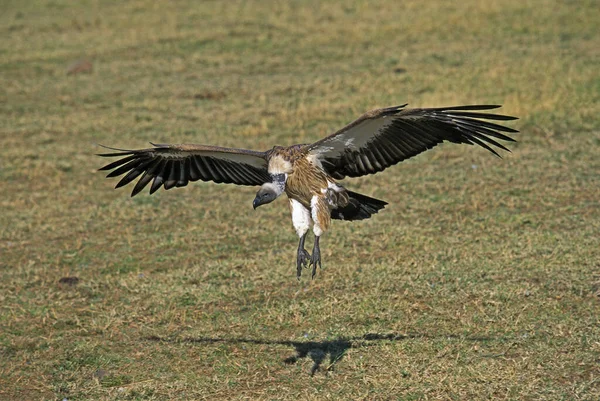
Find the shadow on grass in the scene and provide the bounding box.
[145,332,508,375]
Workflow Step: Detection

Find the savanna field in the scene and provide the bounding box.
[1,0,599,400]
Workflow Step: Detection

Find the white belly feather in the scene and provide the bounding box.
[289,199,312,237]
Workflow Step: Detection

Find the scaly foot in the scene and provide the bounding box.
[297,248,311,279]
[296,233,310,279]
[310,236,321,279]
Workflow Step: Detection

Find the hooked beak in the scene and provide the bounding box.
[253,185,278,210]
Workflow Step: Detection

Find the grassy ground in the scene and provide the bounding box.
[1,0,599,399]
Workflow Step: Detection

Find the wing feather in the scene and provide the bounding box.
[149,160,167,194]
[105,157,149,178]
[131,171,153,197]
[150,175,164,195]
[115,158,156,189]
[164,161,179,190]
[98,143,270,196]
[161,160,174,189]
[190,156,209,181]
[305,105,518,178]
[99,155,139,172]
[187,157,201,181]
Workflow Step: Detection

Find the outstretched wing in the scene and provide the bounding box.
[98,143,271,196]
[305,105,518,179]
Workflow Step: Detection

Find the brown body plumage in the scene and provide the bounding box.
[98,104,518,279]
[284,153,347,236]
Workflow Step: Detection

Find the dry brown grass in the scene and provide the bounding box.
[1,0,599,400]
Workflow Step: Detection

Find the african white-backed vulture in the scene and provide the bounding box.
[98,104,518,279]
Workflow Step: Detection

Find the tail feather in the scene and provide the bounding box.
[331,191,387,221]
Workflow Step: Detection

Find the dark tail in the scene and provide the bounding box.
[331,191,387,221]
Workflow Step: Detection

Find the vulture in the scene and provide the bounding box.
[98,104,518,279]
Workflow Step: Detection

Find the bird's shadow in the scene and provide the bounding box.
[145,332,505,376]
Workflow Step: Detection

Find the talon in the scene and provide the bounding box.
[296,248,311,279]
[310,253,321,279]
[296,233,310,279]
[310,236,322,279]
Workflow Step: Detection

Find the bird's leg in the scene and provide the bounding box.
[296,233,311,279]
[310,236,321,279]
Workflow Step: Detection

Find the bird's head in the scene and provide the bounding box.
[253,182,283,209]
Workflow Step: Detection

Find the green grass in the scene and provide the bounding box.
[1,0,599,399]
